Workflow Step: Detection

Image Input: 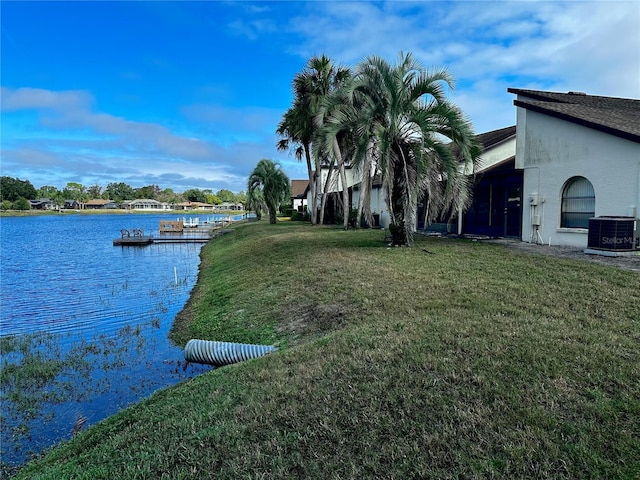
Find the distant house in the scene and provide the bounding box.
[84,199,119,209]
[213,202,243,211]
[291,180,309,212]
[173,201,214,211]
[29,198,55,210]
[63,199,82,210]
[508,89,640,248]
[122,199,171,211]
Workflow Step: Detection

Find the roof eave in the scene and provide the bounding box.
[513,99,640,144]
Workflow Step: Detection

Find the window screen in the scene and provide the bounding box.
[561,176,595,228]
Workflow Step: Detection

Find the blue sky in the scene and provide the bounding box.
[2,1,639,194]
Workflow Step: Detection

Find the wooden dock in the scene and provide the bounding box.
[113,236,154,246]
[113,224,220,246]
[113,235,211,246]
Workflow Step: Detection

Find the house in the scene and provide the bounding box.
[84,199,119,209]
[122,199,171,211]
[173,201,214,211]
[291,180,309,212]
[63,199,82,210]
[29,198,56,210]
[214,202,244,211]
[508,89,640,248]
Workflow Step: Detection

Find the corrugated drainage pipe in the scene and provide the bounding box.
[184,339,277,367]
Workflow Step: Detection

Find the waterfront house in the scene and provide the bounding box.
[63,199,82,210]
[29,198,56,210]
[213,202,244,211]
[173,201,215,211]
[122,199,171,211]
[85,199,119,209]
[508,89,640,248]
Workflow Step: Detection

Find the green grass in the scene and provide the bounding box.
[12,222,640,479]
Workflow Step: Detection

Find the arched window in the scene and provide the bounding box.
[561,176,595,228]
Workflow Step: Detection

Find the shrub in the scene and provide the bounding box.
[12,197,31,210]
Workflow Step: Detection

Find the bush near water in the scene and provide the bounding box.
[14,221,640,479]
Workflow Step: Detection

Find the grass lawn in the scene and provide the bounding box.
[13,222,640,479]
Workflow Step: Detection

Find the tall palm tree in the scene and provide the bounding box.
[276,90,316,223]
[323,53,479,245]
[277,55,351,225]
[247,159,290,224]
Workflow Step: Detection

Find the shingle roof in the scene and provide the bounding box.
[476,125,516,151]
[508,88,640,143]
[291,180,309,198]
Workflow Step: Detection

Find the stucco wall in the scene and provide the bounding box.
[476,137,516,173]
[516,108,640,247]
[351,186,391,229]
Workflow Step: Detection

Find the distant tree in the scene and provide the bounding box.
[183,188,207,203]
[206,194,222,205]
[13,197,31,210]
[62,182,88,202]
[1,200,12,210]
[136,185,160,199]
[234,191,247,205]
[87,184,102,199]
[0,176,37,202]
[157,188,179,204]
[104,182,135,202]
[37,185,60,198]
[215,189,235,203]
[247,159,290,224]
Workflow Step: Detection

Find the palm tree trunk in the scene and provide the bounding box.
[304,145,317,225]
[333,138,350,230]
[356,148,373,228]
[319,163,334,225]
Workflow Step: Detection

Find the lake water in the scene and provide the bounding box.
[0,213,236,468]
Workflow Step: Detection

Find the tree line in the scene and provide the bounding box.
[0,176,247,211]
[275,52,480,246]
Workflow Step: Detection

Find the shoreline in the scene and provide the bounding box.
[0,209,247,217]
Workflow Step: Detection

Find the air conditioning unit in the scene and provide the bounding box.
[587,217,638,251]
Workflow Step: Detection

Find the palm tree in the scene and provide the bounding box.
[276,93,316,223]
[244,187,265,221]
[277,55,351,225]
[323,53,480,245]
[247,159,290,224]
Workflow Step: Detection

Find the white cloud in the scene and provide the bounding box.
[0,87,93,112]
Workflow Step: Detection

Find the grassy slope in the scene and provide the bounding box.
[15,222,640,479]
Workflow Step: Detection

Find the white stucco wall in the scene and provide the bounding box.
[292,198,307,211]
[515,108,640,247]
[476,137,516,173]
[352,185,391,228]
